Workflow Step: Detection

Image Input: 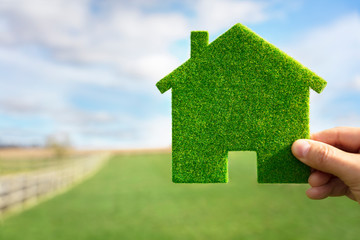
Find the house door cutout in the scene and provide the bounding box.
[228,151,257,181]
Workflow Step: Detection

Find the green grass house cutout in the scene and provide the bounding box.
[156,23,327,183]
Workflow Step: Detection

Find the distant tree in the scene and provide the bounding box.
[45,133,72,159]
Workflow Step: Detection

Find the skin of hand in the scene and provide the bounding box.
[291,127,360,203]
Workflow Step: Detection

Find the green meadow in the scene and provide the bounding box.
[1,152,359,239]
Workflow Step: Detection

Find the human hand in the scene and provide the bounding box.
[292,127,360,203]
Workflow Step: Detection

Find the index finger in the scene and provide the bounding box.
[311,127,360,153]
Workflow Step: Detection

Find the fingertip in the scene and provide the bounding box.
[306,186,331,200]
[310,132,319,140]
[308,171,332,187]
[305,188,316,199]
[306,187,327,200]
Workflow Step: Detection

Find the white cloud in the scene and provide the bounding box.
[133,54,181,81]
[0,0,89,46]
[0,0,189,84]
[0,0,303,148]
[137,115,172,148]
[0,48,123,88]
[354,75,360,90]
[283,13,360,132]
[69,114,172,149]
[0,0,292,85]
[284,13,360,89]
[193,0,269,32]
[335,113,360,128]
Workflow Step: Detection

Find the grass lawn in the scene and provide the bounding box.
[1,152,359,239]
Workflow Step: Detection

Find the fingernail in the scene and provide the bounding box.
[292,139,310,158]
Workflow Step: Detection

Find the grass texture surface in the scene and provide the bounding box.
[1,153,360,240]
[156,23,327,183]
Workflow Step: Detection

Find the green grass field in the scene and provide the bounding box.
[1,152,360,239]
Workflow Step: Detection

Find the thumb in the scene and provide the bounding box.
[292,139,360,182]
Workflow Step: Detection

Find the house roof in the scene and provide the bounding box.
[156,23,327,94]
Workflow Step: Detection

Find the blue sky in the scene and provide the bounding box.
[0,0,359,149]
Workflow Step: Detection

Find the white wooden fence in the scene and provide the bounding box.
[0,153,109,219]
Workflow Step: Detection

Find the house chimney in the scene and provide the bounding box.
[191,31,209,58]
